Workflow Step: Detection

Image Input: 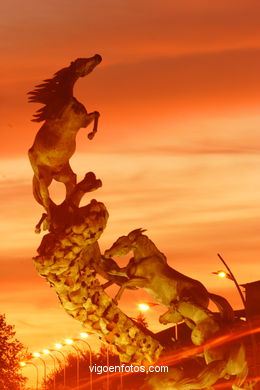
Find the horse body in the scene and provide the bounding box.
[104,230,248,388]
[104,229,234,328]
[29,101,80,166]
[104,229,209,309]
[28,55,102,216]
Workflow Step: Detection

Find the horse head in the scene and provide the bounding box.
[104,228,146,258]
[70,55,102,78]
[28,54,102,122]
[128,228,146,242]
[104,235,132,258]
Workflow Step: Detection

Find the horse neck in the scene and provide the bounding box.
[133,235,164,262]
[50,98,82,135]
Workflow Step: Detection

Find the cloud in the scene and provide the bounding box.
[0,1,259,375]
[2,47,260,157]
[2,0,260,67]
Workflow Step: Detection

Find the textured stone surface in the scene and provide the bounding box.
[33,199,163,364]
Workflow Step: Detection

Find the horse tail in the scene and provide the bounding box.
[176,360,227,390]
[209,293,235,323]
[32,175,44,206]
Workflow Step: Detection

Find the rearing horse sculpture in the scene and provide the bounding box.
[103,229,234,329]
[104,229,249,389]
[28,55,102,217]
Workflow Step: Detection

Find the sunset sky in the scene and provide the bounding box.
[1,0,260,386]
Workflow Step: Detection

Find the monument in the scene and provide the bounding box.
[28,56,251,389]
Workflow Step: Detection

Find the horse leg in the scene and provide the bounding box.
[54,163,76,200]
[101,280,114,289]
[32,174,51,209]
[33,169,52,213]
[173,300,220,346]
[32,175,44,206]
[85,111,100,140]
[232,362,248,390]
[176,360,227,390]
[35,213,47,234]
[227,343,249,390]
[114,277,148,304]
[159,308,183,325]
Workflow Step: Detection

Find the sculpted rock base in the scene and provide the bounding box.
[33,199,163,364]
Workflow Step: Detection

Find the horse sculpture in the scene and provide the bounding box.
[103,229,234,326]
[144,341,248,390]
[28,55,102,222]
[104,229,249,389]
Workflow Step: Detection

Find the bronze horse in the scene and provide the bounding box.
[104,229,234,326]
[104,229,249,389]
[28,55,102,219]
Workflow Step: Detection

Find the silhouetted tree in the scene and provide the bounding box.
[0,314,27,390]
[136,312,148,328]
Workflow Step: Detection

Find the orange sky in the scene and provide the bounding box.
[1,0,260,386]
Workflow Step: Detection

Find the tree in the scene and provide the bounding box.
[0,314,27,390]
[136,312,148,328]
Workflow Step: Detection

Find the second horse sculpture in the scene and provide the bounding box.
[103,229,248,389]
[103,229,234,330]
[28,55,102,223]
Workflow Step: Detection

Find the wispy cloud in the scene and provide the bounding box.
[1,0,260,371]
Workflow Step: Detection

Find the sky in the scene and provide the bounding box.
[1,0,260,386]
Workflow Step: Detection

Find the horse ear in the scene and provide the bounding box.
[128,228,146,242]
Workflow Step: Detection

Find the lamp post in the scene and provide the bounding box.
[53,344,67,387]
[65,339,81,390]
[214,254,257,379]
[76,333,93,390]
[43,349,57,390]
[80,331,111,390]
[97,337,110,390]
[20,361,39,390]
[33,352,47,390]
[214,253,246,309]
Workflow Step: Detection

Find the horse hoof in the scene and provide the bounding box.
[96,179,102,188]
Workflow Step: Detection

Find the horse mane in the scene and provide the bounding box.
[28,61,78,122]
[128,228,147,241]
[128,228,167,263]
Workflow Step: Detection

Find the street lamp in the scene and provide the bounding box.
[65,339,81,390]
[213,253,258,381]
[33,352,47,390]
[20,361,39,390]
[52,345,67,387]
[138,303,150,311]
[74,335,93,390]
[213,253,246,309]
[137,302,159,324]
[212,270,233,280]
[138,302,158,311]
[54,343,63,349]
[97,337,110,390]
[80,331,111,390]
[43,349,56,390]
[80,332,95,338]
